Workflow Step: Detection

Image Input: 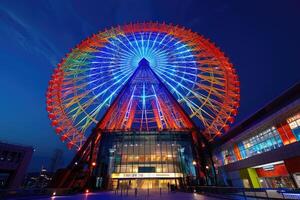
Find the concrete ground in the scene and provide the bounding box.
[29,191,228,200]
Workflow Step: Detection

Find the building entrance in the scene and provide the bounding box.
[113,178,179,189]
[98,131,197,189]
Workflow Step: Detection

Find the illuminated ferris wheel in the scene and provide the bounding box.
[46,22,240,150]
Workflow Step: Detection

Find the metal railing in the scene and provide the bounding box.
[2,186,300,199]
[189,186,300,200]
[113,187,172,198]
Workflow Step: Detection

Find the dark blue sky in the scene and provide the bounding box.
[0,0,299,171]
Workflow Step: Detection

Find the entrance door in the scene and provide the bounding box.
[137,179,153,189]
[136,179,176,189]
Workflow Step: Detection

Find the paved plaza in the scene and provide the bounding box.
[11,191,227,200]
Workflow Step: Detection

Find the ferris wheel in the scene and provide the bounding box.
[46,22,240,150]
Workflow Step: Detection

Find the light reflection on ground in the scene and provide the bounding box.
[36,191,223,200]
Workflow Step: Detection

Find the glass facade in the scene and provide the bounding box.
[287,113,300,141]
[216,112,300,166]
[237,127,283,159]
[221,147,237,165]
[97,131,196,189]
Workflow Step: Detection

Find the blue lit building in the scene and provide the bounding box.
[212,83,300,188]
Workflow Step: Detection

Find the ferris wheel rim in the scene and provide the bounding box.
[46,22,240,150]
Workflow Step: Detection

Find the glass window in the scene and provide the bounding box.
[218,127,283,165]
[287,113,300,141]
[99,131,196,177]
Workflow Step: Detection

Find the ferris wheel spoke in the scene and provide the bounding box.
[63,67,133,112]
[144,32,152,56]
[121,34,143,57]
[75,77,133,128]
[62,67,133,101]
[132,32,144,57]
[156,64,197,77]
[112,35,140,58]
[155,70,221,120]
[102,44,135,59]
[47,23,239,149]
[155,71,215,120]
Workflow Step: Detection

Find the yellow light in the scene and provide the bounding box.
[92,162,96,167]
[192,161,197,165]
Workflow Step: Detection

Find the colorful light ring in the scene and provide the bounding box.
[46,22,240,150]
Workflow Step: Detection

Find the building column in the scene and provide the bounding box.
[233,144,242,161]
[239,168,260,188]
[276,121,297,145]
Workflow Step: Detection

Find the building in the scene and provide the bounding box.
[52,59,205,190]
[95,59,201,189]
[0,142,33,189]
[212,83,300,189]
[24,167,53,189]
[47,23,240,190]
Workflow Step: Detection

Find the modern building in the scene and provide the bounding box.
[212,83,300,189]
[24,167,53,189]
[51,59,204,190]
[0,142,33,189]
[94,59,199,189]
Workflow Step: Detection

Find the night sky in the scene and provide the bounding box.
[0,0,299,172]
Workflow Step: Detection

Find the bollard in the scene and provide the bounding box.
[265,190,269,200]
[242,190,247,200]
[282,191,286,199]
[160,188,162,196]
[135,188,137,197]
[148,187,149,196]
[126,186,129,196]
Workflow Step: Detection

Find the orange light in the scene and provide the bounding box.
[85,189,89,193]
[92,162,96,167]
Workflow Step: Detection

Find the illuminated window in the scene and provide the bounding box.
[219,127,283,165]
[287,113,300,141]
[221,147,236,165]
[98,132,196,177]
